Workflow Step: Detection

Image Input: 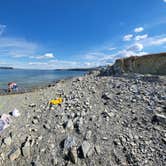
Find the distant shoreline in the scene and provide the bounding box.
[0,67,13,69]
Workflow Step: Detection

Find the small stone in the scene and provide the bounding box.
[43,123,50,130]
[102,137,108,140]
[66,119,74,131]
[29,103,36,107]
[9,148,21,161]
[105,110,114,118]
[3,136,12,146]
[152,113,166,125]
[22,141,30,157]
[81,141,91,158]
[64,136,76,151]
[51,158,58,165]
[69,146,78,164]
[102,93,113,100]
[85,130,92,140]
[94,145,101,154]
[32,119,38,124]
[86,145,94,158]
[81,111,86,117]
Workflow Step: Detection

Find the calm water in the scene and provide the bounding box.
[0,69,86,90]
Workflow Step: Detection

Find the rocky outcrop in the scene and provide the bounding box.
[100,52,166,76]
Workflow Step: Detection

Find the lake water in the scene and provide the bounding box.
[0,69,87,90]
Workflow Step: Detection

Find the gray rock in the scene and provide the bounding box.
[85,130,92,140]
[130,85,138,93]
[22,141,30,157]
[43,123,51,130]
[3,136,12,146]
[32,118,39,124]
[29,103,36,107]
[9,148,21,161]
[51,158,58,165]
[152,113,166,125]
[69,146,78,164]
[94,145,101,154]
[64,136,76,151]
[81,111,86,117]
[66,119,74,131]
[81,141,91,158]
[102,93,113,100]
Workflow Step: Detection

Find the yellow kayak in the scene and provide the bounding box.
[49,98,63,105]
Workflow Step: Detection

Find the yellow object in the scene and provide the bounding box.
[49,98,63,105]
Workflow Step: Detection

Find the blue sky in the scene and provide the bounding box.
[0,0,166,69]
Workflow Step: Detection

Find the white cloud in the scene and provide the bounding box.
[0,24,6,35]
[163,0,166,3]
[84,52,106,60]
[149,37,166,46]
[29,62,48,65]
[28,59,89,69]
[123,34,133,41]
[135,34,148,41]
[44,53,54,58]
[107,47,116,51]
[127,43,144,52]
[34,53,55,59]
[134,27,144,33]
[0,37,38,58]
[140,35,166,47]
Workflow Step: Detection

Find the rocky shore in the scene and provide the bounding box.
[0,70,165,166]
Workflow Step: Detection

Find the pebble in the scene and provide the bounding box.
[94,145,101,154]
[29,103,36,107]
[85,130,92,140]
[152,113,166,124]
[81,141,91,158]
[22,141,31,157]
[69,146,78,163]
[65,119,74,131]
[43,123,51,130]
[9,148,21,161]
[3,136,12,146]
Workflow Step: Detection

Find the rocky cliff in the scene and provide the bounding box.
[100,52,166,76]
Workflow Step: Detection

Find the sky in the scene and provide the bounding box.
[0,0,166,69]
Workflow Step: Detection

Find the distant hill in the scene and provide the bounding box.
[0,67,13,69]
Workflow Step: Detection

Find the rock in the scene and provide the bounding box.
[51,158,58,165]
[85,130,92,140]
[130,85,138,93]
[64,136,76,151]
[81,111,86,117]
[94,145,101,154]
[87,145,94,158]
[102,137,108,141]
[22,141,30,157]
[29,103,36,107]
[103,109,114,118]
[76,118,84,134]
[65,119,74,131]
[102,93,113,100]
[9,148,21,161]
[3,136,12,146]
[152,113,166,125]
[81,141,91,158]
[43,123,50,130]
[69,146,78,164]
[32,118,39,124]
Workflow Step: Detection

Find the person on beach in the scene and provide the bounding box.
[8,82,18,92]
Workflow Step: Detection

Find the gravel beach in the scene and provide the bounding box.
[0,72,165,166]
